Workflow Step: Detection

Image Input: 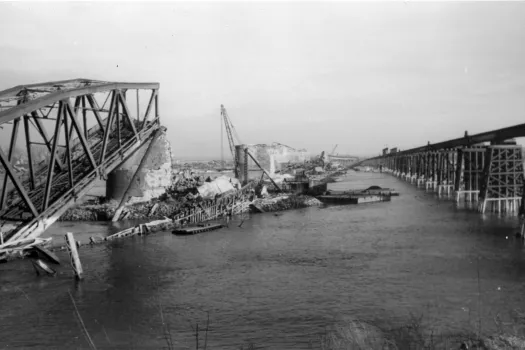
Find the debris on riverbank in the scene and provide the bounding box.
[0,237,53,262]
[59,200,182,221]
[60,192,322,221]
[250,194,322,213]
[2,183,322,262]
[1,166,331,263]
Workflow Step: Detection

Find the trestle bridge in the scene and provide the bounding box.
[359,124,525,215]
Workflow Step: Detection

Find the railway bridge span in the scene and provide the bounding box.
[359,124,525,215]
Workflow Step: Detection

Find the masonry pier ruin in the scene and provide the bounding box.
[359,125,525,215]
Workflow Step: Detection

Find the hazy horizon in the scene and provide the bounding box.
[1,2,524,159]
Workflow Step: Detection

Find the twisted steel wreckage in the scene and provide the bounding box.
[0,79,162,244]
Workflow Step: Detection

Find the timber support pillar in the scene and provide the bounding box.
[479,143,524,214]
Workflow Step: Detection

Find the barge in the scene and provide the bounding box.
[325,186,399,196]
[172,223,225,235]
[316,186,397,205]
[317,194,391,204]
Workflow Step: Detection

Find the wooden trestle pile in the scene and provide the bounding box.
[376,143,524,215]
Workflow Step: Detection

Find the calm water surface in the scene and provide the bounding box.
[1,172,525,349]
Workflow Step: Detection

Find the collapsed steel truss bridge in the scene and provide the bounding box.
[0,79,161,243]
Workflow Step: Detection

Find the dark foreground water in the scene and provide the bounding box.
[1,172,525,349]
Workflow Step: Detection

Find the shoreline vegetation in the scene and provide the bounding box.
[317,314,525,350]
[69,301,525,350]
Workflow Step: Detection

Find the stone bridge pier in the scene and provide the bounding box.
[106,130,173,204]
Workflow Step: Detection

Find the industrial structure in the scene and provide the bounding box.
[220,105,309,186]
[327,154,360,167]
[0,79,162,243]
[220,104,242,175]
[358,125,525,215]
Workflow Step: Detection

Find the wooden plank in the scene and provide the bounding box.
[31,258,57,275]
[65,232,83,280]
[33,245,60,265]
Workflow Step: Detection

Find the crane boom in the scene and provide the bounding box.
[220,105,241,177]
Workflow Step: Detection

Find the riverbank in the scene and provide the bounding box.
[59,193,322,221]
[320,315,525,350]
[1,181,323,262]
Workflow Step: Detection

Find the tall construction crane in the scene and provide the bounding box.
[220,104,242,177]
[331,144,338,155]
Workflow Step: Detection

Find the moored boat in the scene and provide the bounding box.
[325,186,399,196]
[172,223,225,235]
[317,194,391,204]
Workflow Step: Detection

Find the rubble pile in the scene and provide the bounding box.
[164,171,206,197]
[251,194,322,212]
[60,200,187,221]
[59,154,340,222]
[60,173,246,222]
[172,159,235,172]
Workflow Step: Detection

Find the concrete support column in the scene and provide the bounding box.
[235,145,248,185]
[106,133,173,203]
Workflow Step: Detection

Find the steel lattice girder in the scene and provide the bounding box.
[0,79,162,243]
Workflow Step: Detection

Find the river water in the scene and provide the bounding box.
[1,172,525,349]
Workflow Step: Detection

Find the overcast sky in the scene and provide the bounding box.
[1,1,524,159]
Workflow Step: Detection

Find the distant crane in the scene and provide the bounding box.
[331,144,338,155]
[220,105,242,177]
